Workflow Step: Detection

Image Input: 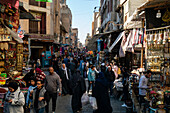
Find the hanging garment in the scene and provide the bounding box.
[163,30,166,44]
[127,31,134,53]
[135,28,139,45]
[141,28,145,44]
[119,32,127,57]
[154,33,158,44]
[132,29,136,45]
[157,32,163,44]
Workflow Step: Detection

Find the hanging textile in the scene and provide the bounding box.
[119,32,127,57]
[135,28,139,45]
[127,31,134,53]
[132,28,137,46]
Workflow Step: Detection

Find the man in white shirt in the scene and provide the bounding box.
[138,70,152,107]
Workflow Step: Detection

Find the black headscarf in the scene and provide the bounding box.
[8,81,18,92]
[71,69,81,88]
[96,72,108,87]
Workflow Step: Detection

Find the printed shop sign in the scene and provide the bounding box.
[145,8,170,29]
[30,11,42,21]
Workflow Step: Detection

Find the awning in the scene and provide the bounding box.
[108,31,124,52]
[19,2,35,19]
[20,12,35,19]
[93,29,121,37]
[138,0,170,10]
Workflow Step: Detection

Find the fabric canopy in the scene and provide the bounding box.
[108,31,124,52]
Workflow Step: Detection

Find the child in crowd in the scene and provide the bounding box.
[32,80,47,113]
[26,77,36,112]
[4,81,25,113]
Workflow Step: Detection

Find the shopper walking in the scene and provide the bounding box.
[105,66,115,97]
[32,80,47,113]
[121,67,130,107]
[79,57,84,76]
[26,77,36,113]
[88,65,96,93]
[45,67,62,113]
[70,69,86,113]
[92,72,113,113]
[35,68,46,81]
[63,55,69,67]
[59,63,71,95]
[69,60,76,75]
[4,81,25,113]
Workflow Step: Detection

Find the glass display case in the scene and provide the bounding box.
[147,29,170,83]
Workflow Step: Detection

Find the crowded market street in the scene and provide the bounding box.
[0,0,170,113]
[44,70,126,113]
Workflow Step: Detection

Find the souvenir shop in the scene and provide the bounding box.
[128,7,170,113]
[0,0,25,109]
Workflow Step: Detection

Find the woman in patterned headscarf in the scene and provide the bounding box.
[35,68,46,81]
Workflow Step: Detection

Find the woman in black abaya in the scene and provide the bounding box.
[92,72,113,113]
[71,69,86,113]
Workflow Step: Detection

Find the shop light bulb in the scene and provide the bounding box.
[156,10,161,18]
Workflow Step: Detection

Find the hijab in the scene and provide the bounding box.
[96,72,108,87]
[35,68,42,75]
[71,69,81,88]
[8,81,18,92]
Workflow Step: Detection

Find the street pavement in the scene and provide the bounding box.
[44,70,126,113]
[48,95,126,113]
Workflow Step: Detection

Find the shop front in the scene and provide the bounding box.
[127,3,170,113]
[0,0,24,79]
[0,0,25,109]
[27,34,54,68]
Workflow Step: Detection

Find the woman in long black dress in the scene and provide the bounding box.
[71,69,86,113]
[92,72,113,113]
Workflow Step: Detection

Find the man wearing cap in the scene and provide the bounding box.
[138,70,152,107]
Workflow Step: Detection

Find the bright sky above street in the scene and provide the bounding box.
[67,0,100,44]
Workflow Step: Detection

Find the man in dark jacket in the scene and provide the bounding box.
[45,67,62,113]
[105,66,115,96]
[71,69,86,113]
[92,72,113,113]
[58,63,71,95]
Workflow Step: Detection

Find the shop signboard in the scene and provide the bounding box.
[30,11,42,21]
[145,8,170,29]
[46,51,51,59]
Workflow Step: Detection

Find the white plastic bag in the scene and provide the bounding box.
[81,93,89,106]
[89,97,97,110]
